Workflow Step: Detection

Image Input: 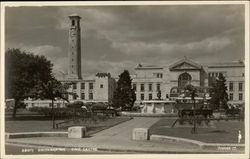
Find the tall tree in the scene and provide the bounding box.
[30,77,72,128]
[210,73,228,110]
[112,70,136,110]
[5,48,53,118]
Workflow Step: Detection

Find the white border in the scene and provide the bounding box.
[1,1,249,159]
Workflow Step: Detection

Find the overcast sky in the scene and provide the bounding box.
[5,5,245,78]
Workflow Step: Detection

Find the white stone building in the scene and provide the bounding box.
[131,58,245,105]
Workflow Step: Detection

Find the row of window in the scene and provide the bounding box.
[229,82,243,92]
[229,93,243,101]
[73,83,94,90]
[137,93,169,100]
[133,83,161,92]
[140,93,152,100]
[209,72,244,78]
[208,72,225,77]
[72,93,93,100]
[154,73,163,78]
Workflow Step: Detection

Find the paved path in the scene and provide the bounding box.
[6,117,201,153]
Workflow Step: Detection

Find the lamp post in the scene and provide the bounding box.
[191,91,197,134]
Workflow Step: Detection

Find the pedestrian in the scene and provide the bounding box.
[238,130,242,143]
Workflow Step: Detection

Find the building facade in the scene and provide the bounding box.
[131,58,245,105]
[206,62,245,104]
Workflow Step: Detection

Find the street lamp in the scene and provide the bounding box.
[191,91,197,134]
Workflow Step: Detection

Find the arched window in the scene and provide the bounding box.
[178,72,192,88]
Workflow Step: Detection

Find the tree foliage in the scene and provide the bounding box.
[209,73,228,110]
[112,70,136,109]
[5,48,70,121]
[5,48,53,117]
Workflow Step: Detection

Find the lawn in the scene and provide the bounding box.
[5,109,132,134]
[5,117,132,135]
[149,118,245,144]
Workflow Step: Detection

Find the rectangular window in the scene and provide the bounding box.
[239,93,243,101]
[239,82,243,91]
[89,83,93,90]
[81,93,85,100]
[157,84,161,91]
[149,94,152,100]
[133,84,136,91]
[229,82,234,91]
[81,83,85,89]
[141,94,144,100]
[229,93,234,101]
[73,83,77,89]
[140,84,144,92]
[156,73,163,78]
[100,84,103,88]
[73,95,77,100]
[148,84,152,92]
[89,93,93,100]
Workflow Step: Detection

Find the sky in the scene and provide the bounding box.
[5,5,245,78]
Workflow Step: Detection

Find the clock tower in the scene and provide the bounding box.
[67,14,82,80]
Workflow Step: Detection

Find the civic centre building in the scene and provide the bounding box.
[131,58,245,105]
[24,14,245,108]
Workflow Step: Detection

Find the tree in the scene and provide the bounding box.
[112,70,136,110]
[30,77,73,128]
[5,48,53,118]
[210,73,228,110]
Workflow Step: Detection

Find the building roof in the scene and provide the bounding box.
[69,14,81,18]
[134,58,244,71]
[168,57,202,71]
[135,64,163,70]
[207,61,245,68]
[96,72,111,78]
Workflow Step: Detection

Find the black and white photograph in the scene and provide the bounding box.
[1,1,249,159]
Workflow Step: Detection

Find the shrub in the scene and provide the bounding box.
[28,107,85,118]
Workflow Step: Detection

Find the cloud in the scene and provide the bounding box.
[83,60,136,77]
[5,5,245,77]
[111,36,232,59]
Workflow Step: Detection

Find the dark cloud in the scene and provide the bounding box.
[5,5,245,77]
